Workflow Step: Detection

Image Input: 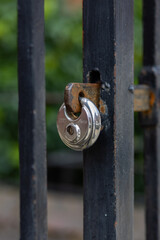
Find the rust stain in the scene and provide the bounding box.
[149,91,155,108]
[140,91,155,118]
[134,85,156,114]
[114,221,117,227]
[64,82,108,115]
[64,83,100,113]
[99,98,107,114]
[69,83,156,123]
[143,90,156,117]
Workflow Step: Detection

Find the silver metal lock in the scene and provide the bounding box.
[57,97,101,151]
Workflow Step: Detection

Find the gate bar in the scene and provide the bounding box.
[140,0,160,239]
[18,0,47,239]
[83,0,134,239]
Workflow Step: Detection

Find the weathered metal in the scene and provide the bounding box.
[139,0,160,239]
[134,84,155,112]
[83,0,134,239]
[16,0,160,238]
[64,83,100,113]
[18,0,48,239]
[64,82,154,113]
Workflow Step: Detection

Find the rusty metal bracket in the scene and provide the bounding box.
[64,83,155,114]
[64,83,101,113]
[134,85,155,112]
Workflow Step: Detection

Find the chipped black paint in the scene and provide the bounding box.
[83,0,134,239]
[18,0,47,239]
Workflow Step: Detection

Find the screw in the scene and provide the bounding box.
[128,85,134,93]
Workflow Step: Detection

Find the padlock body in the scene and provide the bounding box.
[57,98,101,151]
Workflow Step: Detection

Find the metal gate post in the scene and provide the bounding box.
[83,0,134,239]
[140,0,160,239]
[18,0,47,239]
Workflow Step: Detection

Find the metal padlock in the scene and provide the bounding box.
[57,97,101,151]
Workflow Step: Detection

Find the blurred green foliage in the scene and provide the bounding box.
[0,0,82,181]
[0,0,144,192]
[0,0,18,181]
[45,0,82,153]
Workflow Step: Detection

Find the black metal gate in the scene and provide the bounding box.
[18,0,160,239]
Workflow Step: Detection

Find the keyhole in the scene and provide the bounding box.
[67,125,74,135]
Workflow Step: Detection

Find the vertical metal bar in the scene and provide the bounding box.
[83,0,134,239]
[18,0,47,239]
[140,1,160,239]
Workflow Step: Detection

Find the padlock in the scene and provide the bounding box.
[57,97,101,151]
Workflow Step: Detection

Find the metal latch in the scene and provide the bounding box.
[57,82,155,151]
